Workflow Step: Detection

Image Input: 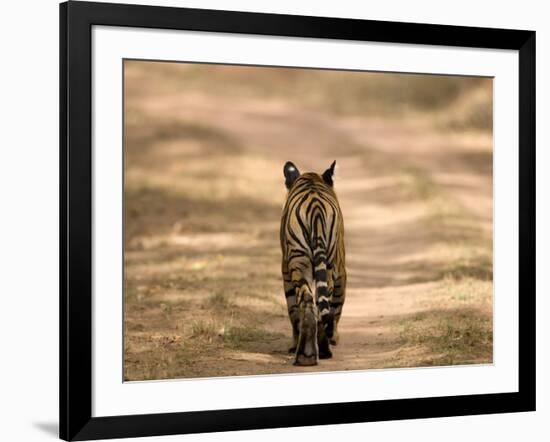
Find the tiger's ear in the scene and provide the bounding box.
[284,161,300,189]
[322,160,336,186]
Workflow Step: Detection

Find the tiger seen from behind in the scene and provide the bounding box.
[280,161,347,366]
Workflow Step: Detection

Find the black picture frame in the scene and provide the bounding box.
[60,1,536,440]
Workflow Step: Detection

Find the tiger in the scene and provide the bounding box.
[280,160,346,366]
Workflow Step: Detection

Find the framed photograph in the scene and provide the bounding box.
[60,1,536,440]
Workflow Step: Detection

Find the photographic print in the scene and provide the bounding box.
[123,60,493,381]
[60,4,535,439]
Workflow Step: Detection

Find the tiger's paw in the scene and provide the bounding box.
[319,348,332,359]
[294,353,318,366]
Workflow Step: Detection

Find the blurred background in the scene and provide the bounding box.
[124,61,493,381]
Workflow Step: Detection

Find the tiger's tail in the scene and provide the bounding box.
[312,227,333,339]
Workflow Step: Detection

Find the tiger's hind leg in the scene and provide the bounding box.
[291,267,318,366]
[283,269,299,353]
[330,273,346,346]
[329,316,341,346]
[317,322,332,359]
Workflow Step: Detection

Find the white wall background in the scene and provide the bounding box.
[0,0,546,441]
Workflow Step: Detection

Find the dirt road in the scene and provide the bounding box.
[123,62,493,380]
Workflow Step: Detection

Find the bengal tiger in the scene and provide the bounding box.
[280,161,346,366]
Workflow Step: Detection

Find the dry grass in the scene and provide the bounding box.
[392,278,492,367]
[440,82,493,131]
[222,326,282,349]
